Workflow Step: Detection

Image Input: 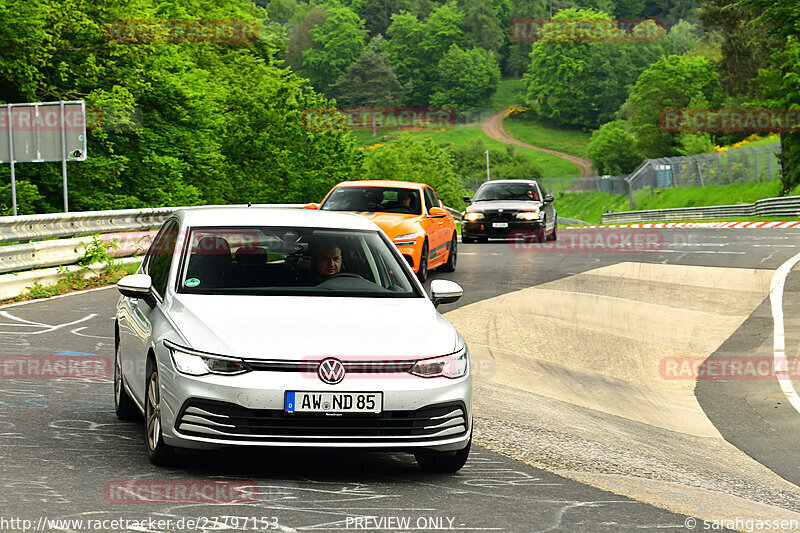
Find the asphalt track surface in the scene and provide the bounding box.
[3,227,800,532]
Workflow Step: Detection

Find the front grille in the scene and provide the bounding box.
[176,399,468,443]
[243,360,415,373]
[482,210,517,221]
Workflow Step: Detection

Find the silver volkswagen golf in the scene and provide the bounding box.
[114,207,472,472]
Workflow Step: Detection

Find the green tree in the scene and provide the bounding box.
[662,19,700,56]
[504,0,547,76]
[330,35,406,107]
[284,7,328,78]
[459,0,505,56]
[524,9,663,128]
[302,6,368,95]
[0,0,364,212]
[363,134,465,209]
[430,45,501,108]
[386,2,465,105]
[352,0,410,37]
[587,120,643,175]
[624,55,722,158]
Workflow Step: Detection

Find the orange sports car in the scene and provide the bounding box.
[307,180,458,282]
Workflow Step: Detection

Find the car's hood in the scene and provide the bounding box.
[166,294,459,360]
[467,200,542,212]
[355,212,420,237]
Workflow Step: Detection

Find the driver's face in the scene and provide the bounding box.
[312,246,342,281]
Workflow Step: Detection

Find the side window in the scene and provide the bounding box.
[424,188,438,212]
[146,220,179,298]
[537,182,547,197]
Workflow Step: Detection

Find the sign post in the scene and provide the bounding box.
[0,101,87,214]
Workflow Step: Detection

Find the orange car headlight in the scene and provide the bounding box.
[393,233,419,246]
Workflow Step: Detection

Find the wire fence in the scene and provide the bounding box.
[626,142,781,207]
[460,142,782,209]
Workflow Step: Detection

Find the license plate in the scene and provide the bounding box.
[285,392,382,414]
[492,222,509,228]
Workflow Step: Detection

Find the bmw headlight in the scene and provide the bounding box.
[516,211,541,220]
[464,212,484,222]
[166,342,249,376]
[410,346,469,378]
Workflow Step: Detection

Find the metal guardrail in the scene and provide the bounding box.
[0,203,462,274]
[0,231,155,274]
[601,195,800,224]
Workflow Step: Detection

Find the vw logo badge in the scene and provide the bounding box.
[498,209,504,213]
[318,358,346,384]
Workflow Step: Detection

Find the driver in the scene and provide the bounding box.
[398,190,413,208]
[309,239,343,282]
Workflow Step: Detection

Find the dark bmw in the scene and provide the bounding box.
[461,180,556,243]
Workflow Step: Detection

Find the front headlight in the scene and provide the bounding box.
[167,343,249,376]
[516,211,541,220]
[393,233,419,243]
[410,346,469,378]
[464,212,484,222]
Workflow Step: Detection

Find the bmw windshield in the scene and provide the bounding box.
[473,183,540,202]
[177,226,421,297]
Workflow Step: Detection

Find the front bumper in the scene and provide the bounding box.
[462,220,544,238]
[157,350,472,452]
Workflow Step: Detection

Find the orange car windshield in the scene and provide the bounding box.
[320,187,422,215]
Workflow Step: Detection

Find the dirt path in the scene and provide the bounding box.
[482,106,595,177]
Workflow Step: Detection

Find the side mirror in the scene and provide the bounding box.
[463,196,472,204]
[430,279,463,307]
[304,203,319,210]
[428,207,447,218]
[118,274,156,308]
[544,195,554,203]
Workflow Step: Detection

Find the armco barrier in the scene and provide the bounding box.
[601,195,800,224]
[0,203,462,275]
[0,231,155,274]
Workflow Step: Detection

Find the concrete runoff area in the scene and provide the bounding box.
[444,261,800,529]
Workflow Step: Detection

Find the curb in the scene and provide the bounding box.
[566,221,800,229]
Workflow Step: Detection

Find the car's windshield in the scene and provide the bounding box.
[177,226,420,297]
[320,187,422,215]
[473,183,539,202]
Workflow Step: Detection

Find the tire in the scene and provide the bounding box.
[461,234,475,244]
[417,240,429,283]
[114,332,139,421]
[548,222,558,241]
[438,233,457,272]
[414,437,471,473]
[145,359,175,466]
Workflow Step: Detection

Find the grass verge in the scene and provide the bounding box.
[352,126,581,178]
[504,117,592,158]
[556,180,787,224]
[0,260,141,306]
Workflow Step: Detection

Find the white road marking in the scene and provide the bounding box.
[69,326,113,340]
[0,311,97,335]
[0,285,116,310]
[769,250,800,415]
